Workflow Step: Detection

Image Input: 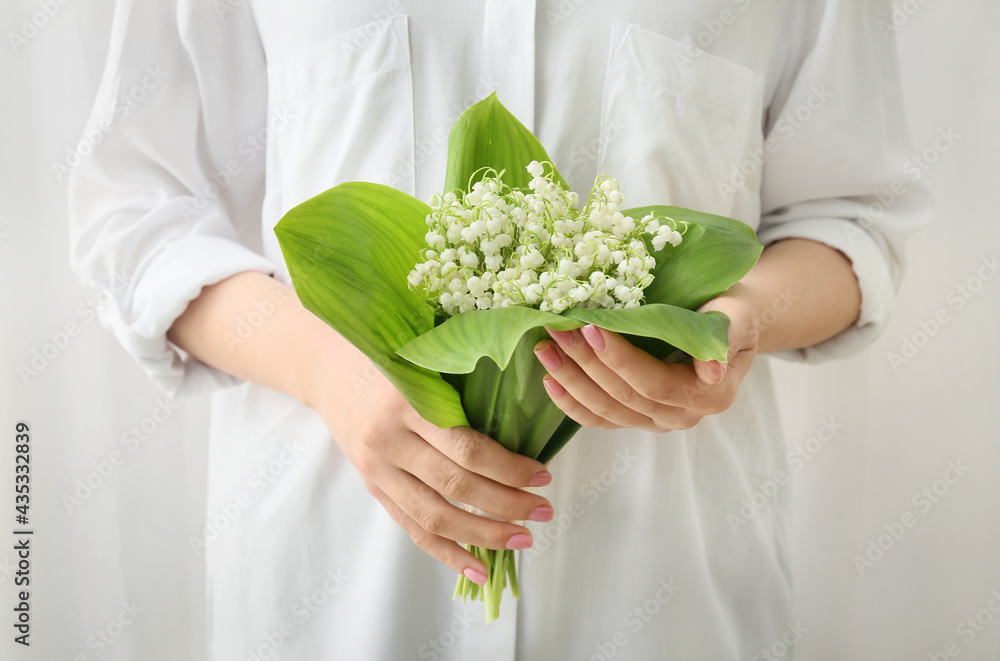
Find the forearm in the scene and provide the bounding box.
[739,238,862,354]
[165,270,352,406]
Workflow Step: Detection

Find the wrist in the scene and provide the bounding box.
[288,303,368,418]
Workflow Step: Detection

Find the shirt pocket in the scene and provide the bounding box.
[597,22,763,223]
[262,16,415,244]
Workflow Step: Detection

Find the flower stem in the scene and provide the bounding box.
[453,544,518,623]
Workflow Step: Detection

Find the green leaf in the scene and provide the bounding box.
[398,307,578,373]
[567,306,731,362]
[274,182,468,429]
[443,326,567,460]
[444,92,569,194]
[397,304,731,374]
[535,417,581,466]
[629,205,763,310]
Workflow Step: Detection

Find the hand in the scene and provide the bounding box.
[533,284,759,432]
[305,347,555,585]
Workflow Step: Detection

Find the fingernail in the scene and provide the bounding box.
[547,328,575,349]
[528,505,554,522]
[581,325,606,352]
[534,344,562,371]
[543,377,565,397]
[529,471,552,487]
[463,567,488,586]
[506,533,533,550]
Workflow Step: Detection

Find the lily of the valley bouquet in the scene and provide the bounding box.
[275,94,762,622]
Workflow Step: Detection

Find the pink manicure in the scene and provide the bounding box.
[528,506,554,522]
[581,325,606,352]
[506,533,533,550]
[529,471,552,487]
[534,344,562,371]
[543,378,566,398]
[547,328,576,349]
[463,567,488,586]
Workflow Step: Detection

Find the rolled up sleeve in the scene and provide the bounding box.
[68,0,277,396]
[758,0,933,362]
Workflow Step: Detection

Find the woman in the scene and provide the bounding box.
[69,1,929,658]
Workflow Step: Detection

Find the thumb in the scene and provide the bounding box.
[693,287,757,385]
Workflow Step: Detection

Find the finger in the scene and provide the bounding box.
[534,339,658,429]
[367,482,488,583]
[381,466,536,551]
[693,345,755,387]
[408,418,553,489]
[694,296,758,386]
[403,434,554,522]
[693,359,728,386]
[542,374,652,431]
[575,325,712,407]
[546,327,690,420]
[544,328,670,421]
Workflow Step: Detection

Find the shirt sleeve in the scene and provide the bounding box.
[757,0,933,362]
[68,0,279,397]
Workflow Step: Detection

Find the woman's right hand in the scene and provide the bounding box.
[166,272,552,584]
[305,344,555,585]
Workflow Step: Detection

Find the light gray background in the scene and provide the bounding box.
[1,2,998,659]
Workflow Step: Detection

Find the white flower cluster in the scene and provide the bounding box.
[408,162,687,316]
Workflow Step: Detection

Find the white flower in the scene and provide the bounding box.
[426,231,446,249]
[407,163,685,316]
[459,250,480,269]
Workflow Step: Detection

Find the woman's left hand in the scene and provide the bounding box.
[534,284,760,433]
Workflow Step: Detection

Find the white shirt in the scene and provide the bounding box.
[68,1,930,658]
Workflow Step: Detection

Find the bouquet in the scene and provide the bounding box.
[274,93,761,622]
